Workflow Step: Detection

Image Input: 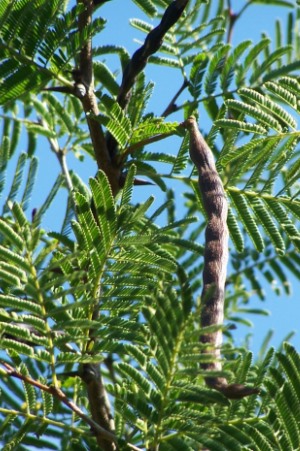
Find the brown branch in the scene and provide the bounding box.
[79,364,117,451]
[1,361,117,443]
[117,0,189,110]
[227,7,237,44]
[103,0,189,163]
[75,3,119,450]
[1,361,143,451]
[78,0,93,86]
[93,0,110,6]
[226,0,252,44]
[76,0,120,195]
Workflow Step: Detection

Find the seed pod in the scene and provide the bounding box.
[183,116,259,399]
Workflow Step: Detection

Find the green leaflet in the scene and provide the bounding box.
[129,17,153,34]
[228,189,264,252]
[119,163,136,207]
[264,81,297,109]
[3,153,27,213]
[264,198,300,251]
[278,76,300,97]
[128,117,180,147]
[34,174,64,224]
[0,1,105,104]
[73,191,104,273]
[227,187,300,254]
[41,387,53,417]
[96,94,132,148]
[239,87,297,129]
[264,344,300,449]
[189,53,210,99]
[171,132,189,174]
[251,197,285,254]
[94,61,119,96]
[117,362,152,394]
[183,28,226,54]
[250,45,292,83]
[90,171,117,252]
[19,363,37,413]
[221,40,252,91]
[226,99,283,132]
[0,218,24,250]
[0,246,30,272]
[215,118,267,135]
[127,78,155,127]
[204,43,231,95]
[263,60,300,82]
[236,38,271,85]
[149,55,181,67]
[0,263,26,287]
[21,156,38,211]
[251,0,294,6]
[42,93,75,133]
[227,207,244,252]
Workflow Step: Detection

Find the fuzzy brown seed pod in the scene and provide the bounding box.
[182,116,259,399]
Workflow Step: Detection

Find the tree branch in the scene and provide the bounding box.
[76,3,118,449]
[79,363,117,451]
[1,361,143,451]
[117,0,189,110]
[39,117,73,192]
[69,3,189,448]
[226,0,252,43]
[105,0,189,164]
[77,0,120,195]
[1,361,117,444]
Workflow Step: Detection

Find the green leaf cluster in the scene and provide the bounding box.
[0,0,300,450]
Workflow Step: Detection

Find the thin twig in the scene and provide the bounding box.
[1,362,144,451]
[39,117,74,192]
[162,79,189,118]
[227,0,253,43]
[1,361,116,443]
[122,131,179,158]
[57,151,73,192]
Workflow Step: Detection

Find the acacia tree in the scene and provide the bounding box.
[1,0,300,450]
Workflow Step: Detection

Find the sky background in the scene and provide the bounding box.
[3,0,300,358]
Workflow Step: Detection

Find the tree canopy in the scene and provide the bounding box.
[0,1,300,450]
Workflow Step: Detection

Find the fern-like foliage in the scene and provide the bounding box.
[1,0,300,450]
[0,0,105,104]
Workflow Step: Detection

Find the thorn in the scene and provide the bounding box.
[31,208,37,222]
[133,177,155,186]
[93,0,111,6]
[119,172,154,187]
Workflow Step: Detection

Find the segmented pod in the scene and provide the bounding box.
[183,116,258,399]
